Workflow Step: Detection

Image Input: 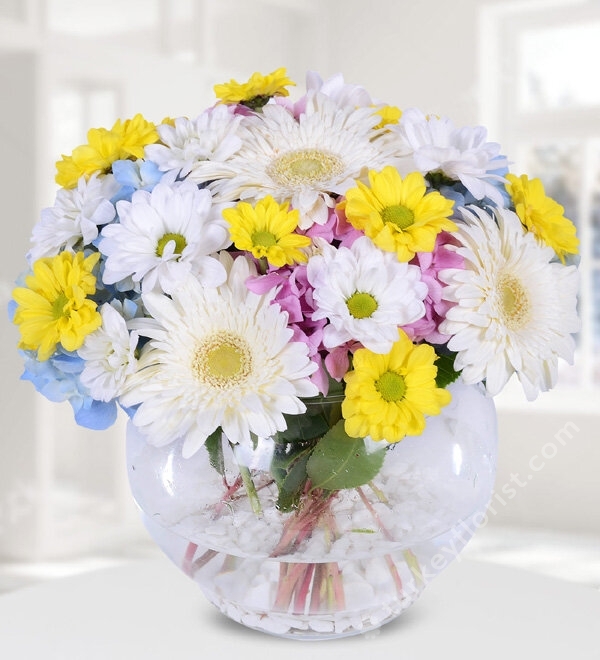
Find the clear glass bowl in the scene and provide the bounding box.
[127,380,497,639]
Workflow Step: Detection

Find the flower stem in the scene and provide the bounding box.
[293,563,316,614]
[356,486,404,598]
[368,479,388,504]
[191,548,219,573]
[239,464,262,516]
[356,486,392,541]
[182,542,198,577]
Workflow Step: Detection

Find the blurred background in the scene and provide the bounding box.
[0,0,598,593]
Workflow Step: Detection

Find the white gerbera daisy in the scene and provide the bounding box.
[29,173,119,262]
[79,303,139,402]
[120,254,319,458]
[307,236,427,353]
[440,205,580,399]
[145,105,242,179]
[99,181,230,293]
[396,108,508,206]
[190,92,408,229]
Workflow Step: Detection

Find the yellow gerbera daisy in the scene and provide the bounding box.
[505,173,579,263]
[12,251,102,361]
[342,329,451,442]
[55,114,159,189]
[223,196,311,267]
[214,67,296,110]
[344,166,456,262]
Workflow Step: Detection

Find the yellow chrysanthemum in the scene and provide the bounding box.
[344,166,456,262]
[505,173,579,264]
[373,105,402,129]
[342,329,451,442]
[214,67,296,110]
[55,114,159,189]
[223,196,311,267]
[12,251,102,361]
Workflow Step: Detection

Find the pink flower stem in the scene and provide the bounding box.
[190,548,219,574]
[293,563,316,614]
[182,542,198,577]
[385,554,404,598]
[270,491,333,557]
[212,474,244,518]
[356,486,393,541]
[273,562,308,611]
[356,486,403,598]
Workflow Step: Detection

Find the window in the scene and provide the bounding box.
[481,0,600,399]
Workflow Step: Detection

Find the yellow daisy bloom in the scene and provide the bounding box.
[214,67,296,110]
[505,173,579,263]
[223,196,311,267]
[12,251,102,361]
[344,166,456,262]
[55,114,159,189]
[373,105,402,129]
[342,329,451,442]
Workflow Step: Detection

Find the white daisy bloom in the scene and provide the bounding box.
[305,71,374,109]
[396,108,508,206]
[28,173,119,262]
[120,253,319,458]
[190,92,408,229]
[79,303,139,402]
[99,181,231,294]
[144,105,243,179]
[440,205,580,399]
[307,236,427,353]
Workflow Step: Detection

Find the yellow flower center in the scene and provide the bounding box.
[252,230,277,247]
[51,292,70,320]
[375,370,407,402]
[498,274,531,329]
[156,232,187,257]
[192,332,253,388]
[268,149,344,187]
[381,204,415,230]
[346,292,378,319]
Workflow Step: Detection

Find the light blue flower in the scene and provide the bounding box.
[20,349,117,430]
[110,159,164,203]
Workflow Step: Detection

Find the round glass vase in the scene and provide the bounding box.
[126,380,497,640]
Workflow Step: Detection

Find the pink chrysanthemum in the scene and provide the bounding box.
[403,232,464,344]
[246,264,329,393]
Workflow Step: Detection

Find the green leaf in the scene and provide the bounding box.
[306,421,386,491]
[274,409,330,443]
[271,442,313,512]
[204,428,225,476]
[434,350,460,389]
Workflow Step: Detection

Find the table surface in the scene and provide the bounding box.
[0,557,598,660]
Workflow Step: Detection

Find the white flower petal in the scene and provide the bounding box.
[120,258,318,455]
[440,205,580,398]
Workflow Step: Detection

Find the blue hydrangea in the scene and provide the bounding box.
[20,349,117,430]
[110,159,164,203]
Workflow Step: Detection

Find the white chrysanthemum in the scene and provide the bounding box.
[145,105,242,179]
[29,173,119,262]
[79,303,139,402]
[99,181,231,293]
[307,236,427,353]
[120,254,319,457]
[396,108,508,206]
[190,92,408,229]
[440,205,580,399]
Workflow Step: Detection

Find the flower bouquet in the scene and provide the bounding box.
[11,67,580,638]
